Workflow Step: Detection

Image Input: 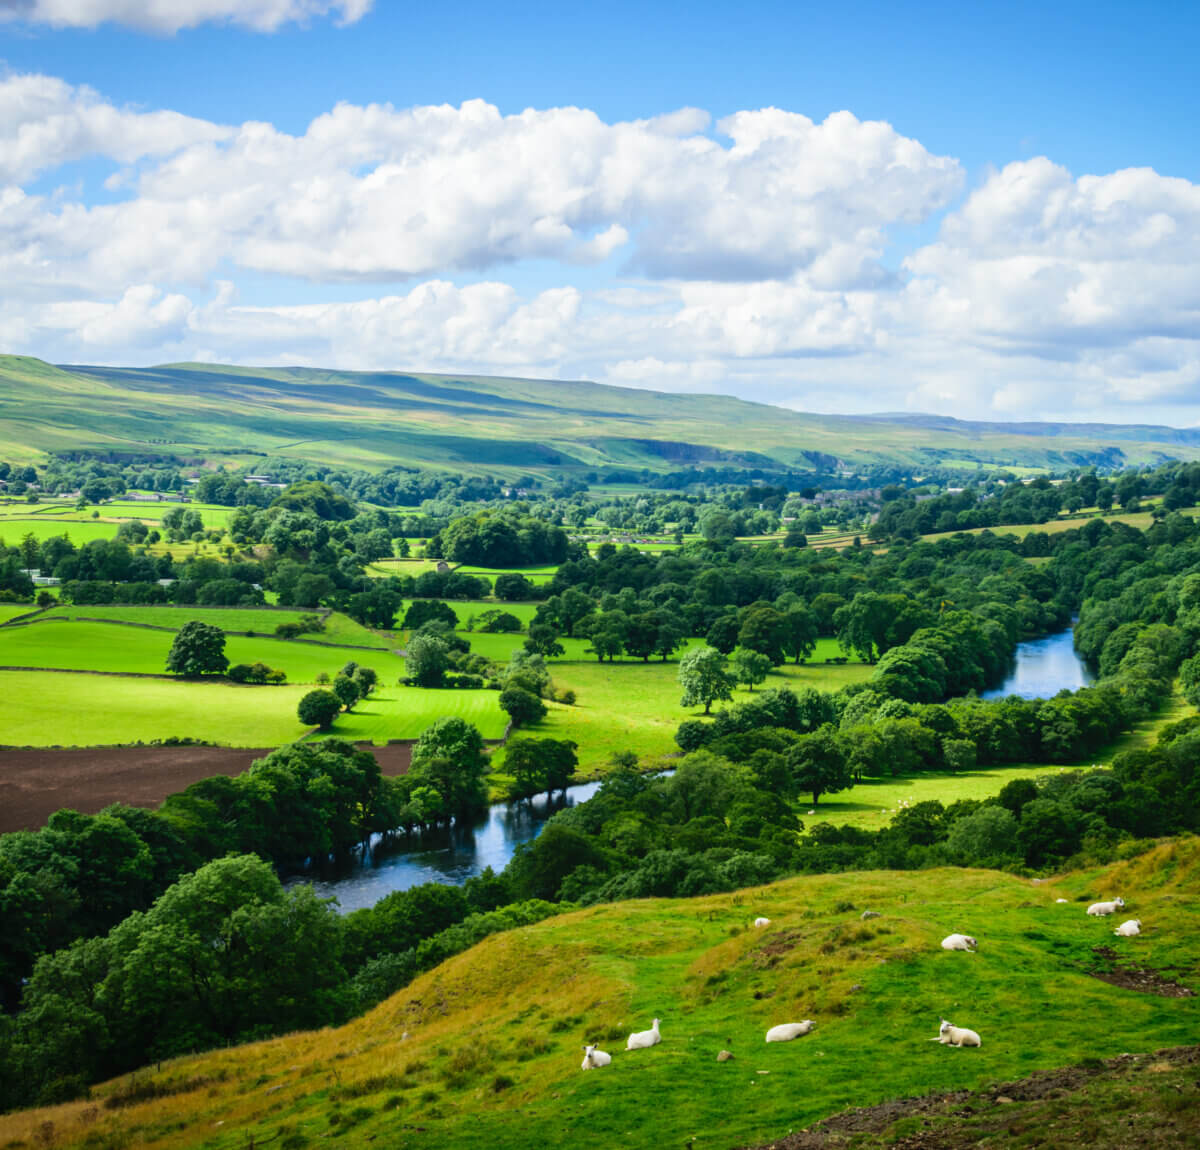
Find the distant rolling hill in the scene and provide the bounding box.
[3,353,1199,476]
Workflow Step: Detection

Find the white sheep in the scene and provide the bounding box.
[941,933,977,951]
[626,1018,661,1050]
[765,1021,815,1043]
[931,1018,981,1048]
[753,916,771,928]
[1087,897,1126,916]
[1113,919,1142,937]
[1055,898,1069,904]
[580,1044,612,1070]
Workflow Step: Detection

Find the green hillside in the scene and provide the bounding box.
[4,354,1200,476]
[2,839,1195,1149]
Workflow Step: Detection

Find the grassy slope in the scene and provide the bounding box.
[3,355,1199,475]
[3,839,1196,1150]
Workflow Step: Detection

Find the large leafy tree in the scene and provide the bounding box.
[505,737,578,799]
[678,645,735,715]
[786,724,851,806]
[297,688,341,730]
[409,717,490,817]
[165,620,228,676]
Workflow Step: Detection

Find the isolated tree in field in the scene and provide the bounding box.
[352,665,378,698]
[297,688,342,731]
[678,645,735,715]
[785,724,851,806]
[406,633,449,688]
[331,672,361,712]
[500,685,547,728]
[730,647,772,691]
[165,621,228,676]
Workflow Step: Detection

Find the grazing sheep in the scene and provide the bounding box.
[580,1044,612,1070]
[626,1018,661,1050]
[1087,897,1126,916]
[765,1021,815,1043]
[941,933,978,951]
[931,1018,981,1047]
[1114,919,1142,937]
[861,910,881,920]
[1055,898,1069,904]
[754,917,771,928]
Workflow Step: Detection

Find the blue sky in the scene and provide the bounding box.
[1,0,1198,423]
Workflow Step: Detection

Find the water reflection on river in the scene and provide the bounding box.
[980,628,1093,701]
[294,779,604,913]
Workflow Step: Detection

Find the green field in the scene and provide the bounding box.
[39,605,390,648]
[309,683,509,743]
[4,838,1195,1149]
[0,669,315,746]
[0,620,401,683]
[0,516,120,545]
[479,635,873,775]
[0,603,37,624]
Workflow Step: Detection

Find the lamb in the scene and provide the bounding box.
[580,1044,612,1070]
[765,1021,815,1043]
[1114,919,1142,937]
[931,1018,981,1047]
[626,1018,661,1050]
[754,917,771,928]
[1087,897,1126,916]
[941,933,977,951]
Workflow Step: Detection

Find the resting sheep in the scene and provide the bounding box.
[765,1021,815,1043]
[626,1018,661,1050]
[1114,919,1142,937]
[580,1044,612,1070]
[931,1018,981,1047]
[754,917,771,928]
[1087,897,1126,916]
[941,933,977,951]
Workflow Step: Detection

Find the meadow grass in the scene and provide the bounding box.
[4,839,1196,1150]
[0,669,314,746]
[486,636,873,776]
[40,605,390,648]
[0,516,120,545]
[307,683,509,744]
[0,620,402,683]
[0,602,37,624]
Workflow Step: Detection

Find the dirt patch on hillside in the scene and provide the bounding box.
[744,1045,1200,1149]
[0,741,416,832]
[1088,945,1196,998]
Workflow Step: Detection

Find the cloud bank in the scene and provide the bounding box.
[1,73,1198,422]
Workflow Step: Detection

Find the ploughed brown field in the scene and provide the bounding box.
[0,741,416,833]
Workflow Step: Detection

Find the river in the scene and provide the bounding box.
[301,630,1090,911]
[294,778,605,912]
[980,626,1093,700]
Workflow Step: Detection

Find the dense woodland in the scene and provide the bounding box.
[3,459,1200,1110]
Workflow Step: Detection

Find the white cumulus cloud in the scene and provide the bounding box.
[0,0,372,33]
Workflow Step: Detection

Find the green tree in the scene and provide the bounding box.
[165,620,228,676]
[297,688,341,730]
[409,718,490,817]
[406,633,449,687]
[781,606,819,663]
[524,623,565,657]
[705,615,740,655]
[332,672,361,712]
[737,604,788,665]
[500,686,547,728]
[786,724,851,806]
[505,737,578,799]
[678,645,735,715]
[730,646,772,691]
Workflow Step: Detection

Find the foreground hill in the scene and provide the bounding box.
[2,839,1196,1149]
[5,354,1200,475]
